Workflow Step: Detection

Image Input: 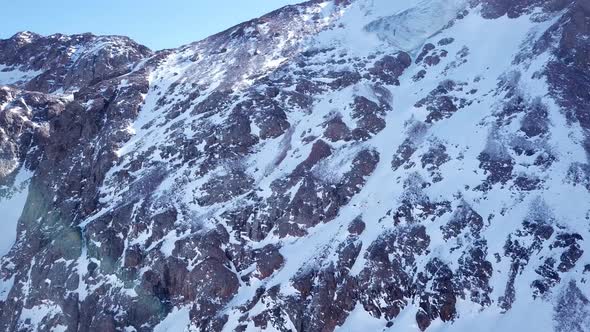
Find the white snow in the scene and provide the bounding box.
[335,303,390,331]
[153,306,191,332]
[336,297,556,332]
[220,2,584,330]
[0,166,32,257]
[19,301,62,331]
[8,0,586,331]
[365,0,468,51]
[0,65,42,86]
[0,275,14,302]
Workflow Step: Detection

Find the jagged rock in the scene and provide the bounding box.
[254,245,284,279]
[0,32,151,93]
[347,217,366,235]
[368,52,412,85]
[323,115,352,142]
[351,96,389,137]
[1,1,589,331]
[442,201,484,239]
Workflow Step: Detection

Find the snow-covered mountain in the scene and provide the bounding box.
[0,0,589,331]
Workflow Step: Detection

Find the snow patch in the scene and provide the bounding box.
[0,166,33,257]
[0,65,42,86]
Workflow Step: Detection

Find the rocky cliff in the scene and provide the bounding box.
[0,0,589,331]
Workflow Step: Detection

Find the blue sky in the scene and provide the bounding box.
[0,0,303,50]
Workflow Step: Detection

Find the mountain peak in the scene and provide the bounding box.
[0,32,152,93]
[0,1,589,331]
[9,31,40,44]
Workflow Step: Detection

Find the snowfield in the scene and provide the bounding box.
[1,0,589,331]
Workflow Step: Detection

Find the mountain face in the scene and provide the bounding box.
[0,0,589,331]
[0,32,151,93]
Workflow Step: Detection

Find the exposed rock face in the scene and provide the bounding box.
[0,87,66,178]
[0,32,152,93]
[1,0,590,331]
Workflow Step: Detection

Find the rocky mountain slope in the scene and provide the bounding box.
[0,0,589,331]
